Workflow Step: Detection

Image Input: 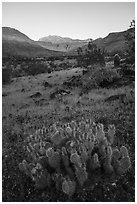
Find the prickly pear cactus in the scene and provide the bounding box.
[62,178,76,197]
[19,118,131,196]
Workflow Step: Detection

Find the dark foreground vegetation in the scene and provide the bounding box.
[2,21,135,202]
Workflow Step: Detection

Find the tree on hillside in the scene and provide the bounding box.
[77,47,84,66]
[125,20,135,64]
[77,39,105,68]
[114,54,120,67]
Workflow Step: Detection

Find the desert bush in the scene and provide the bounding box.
[59,62,71,69]
[2,68,12,84]
[63,75,82,88]
[12,66,24,77]
[82,66,121,91]
[19,118,131,197]
[77,40,105,67]
[120,64,135,78]
[43,81,52,88]
[27,63,48,76]
[125,20,135,64]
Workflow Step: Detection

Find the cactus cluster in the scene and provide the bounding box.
[19,118,131,197]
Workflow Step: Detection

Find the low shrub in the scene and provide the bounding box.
[27,63,48,76]
[77,40,105,67]
[82,66,121,91]
[2,68,12,84]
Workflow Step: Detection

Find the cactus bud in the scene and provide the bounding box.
[120,156,131,170]
[120,146,129,158]
[70,152,82,167]
[116,156,131,175]
[75,165,87,186]
[62,179,70,196]
[112,148,120,160]
[90,153,100,171]
[107,124,116,145]
[96,123,105,142]
[46,147,54,158]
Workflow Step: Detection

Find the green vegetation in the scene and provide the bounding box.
[77,40,105,67]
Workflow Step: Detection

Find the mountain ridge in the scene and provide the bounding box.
[2,27,32,43]
[39,35,90,43]
[2,27,64,58]
[2,26,129,57]
[68,29,129,55]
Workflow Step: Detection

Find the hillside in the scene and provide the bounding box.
[2,27,131,57]
[2,27,32,42]
[68,29,129,55]
[94,30,129,53]
[2,27,64,58]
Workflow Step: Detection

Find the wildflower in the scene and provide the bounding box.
[46,147,54,158]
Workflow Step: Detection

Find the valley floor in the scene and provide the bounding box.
[2,66,135,201]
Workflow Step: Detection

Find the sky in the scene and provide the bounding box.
[2,2,135,41]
